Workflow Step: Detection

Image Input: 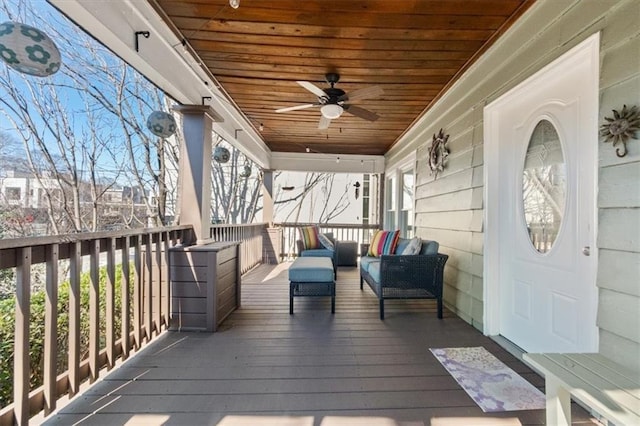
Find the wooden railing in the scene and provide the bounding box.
[275,222,380,259]
[210,223,268,274]
[0,221,377,423]
[0,225,193,425]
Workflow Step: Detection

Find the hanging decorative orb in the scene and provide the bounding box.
[146,111,177,138]
[214,146,230,163]
[239,163,251,177]
[0,21,61,77]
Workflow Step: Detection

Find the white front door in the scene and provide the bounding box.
[484,34,600,353]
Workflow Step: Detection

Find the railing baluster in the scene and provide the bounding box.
[145,233,153,340]
[106,238,116,369]
[154,232,162,334]
[89,239,100,383]
[44,244,58,415]
[68,241,81,397]
[121,236,130,360]
[163,231,170,328]
[133,235,142,349]
[13,247,31,426]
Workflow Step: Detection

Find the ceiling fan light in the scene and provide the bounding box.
[321,104,343,119]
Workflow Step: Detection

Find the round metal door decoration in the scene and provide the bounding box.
[146,111,177,138]
[214,146,230,163]
[428,128,449,178]
[599,104,639,158]
[0,21,61,77]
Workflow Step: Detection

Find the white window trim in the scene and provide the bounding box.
[384,151,417,232]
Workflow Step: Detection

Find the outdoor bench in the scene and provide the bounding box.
[524,352,640,426]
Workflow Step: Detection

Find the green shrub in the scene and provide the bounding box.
[0,264,133,408]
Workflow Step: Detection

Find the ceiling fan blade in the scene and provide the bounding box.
[344,105,379,121]
[339,85,384,102]
[275,103,317,113]
[297,81,326,98]
[318,115,331,130]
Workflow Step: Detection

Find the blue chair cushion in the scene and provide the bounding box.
[301,248,334,259]
[289,257,334,282]
[367,260,381,284]
[420,240,439,255]
[395,237,411,254]
[359,256,379,274]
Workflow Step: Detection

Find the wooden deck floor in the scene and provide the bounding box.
[43,263,595,426]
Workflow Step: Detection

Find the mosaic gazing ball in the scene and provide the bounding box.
[146,111,177,138]
[0,21,61,77]
[213,146,230,163]
[239,164,251,177]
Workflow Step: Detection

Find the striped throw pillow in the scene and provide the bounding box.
[368,230,400,257]
[299,225,321,250]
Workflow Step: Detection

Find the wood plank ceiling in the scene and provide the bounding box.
[152,0,534,156]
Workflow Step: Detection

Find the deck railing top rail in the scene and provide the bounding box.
[0,225,194,251]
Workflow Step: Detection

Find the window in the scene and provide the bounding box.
[400,170,414,237]
[362,175,371,225]
[385,176,396,230]
[384,153,416,237]
[6,187,21,201]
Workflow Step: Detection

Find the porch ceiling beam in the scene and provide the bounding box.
[49,0,271,169]
[270,152,385,174]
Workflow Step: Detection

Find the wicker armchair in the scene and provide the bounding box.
[360,241,448,319]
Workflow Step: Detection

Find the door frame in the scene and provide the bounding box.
[483,33,600,349]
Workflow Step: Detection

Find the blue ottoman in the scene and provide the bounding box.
[288,257,335,314]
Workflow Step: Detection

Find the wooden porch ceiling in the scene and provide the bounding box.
[151,0,534,156]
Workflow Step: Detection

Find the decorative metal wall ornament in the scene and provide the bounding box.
[428,128,450,178]
[599,104,640,157]
[353,181,361,200]
[0,21,61,77]
[146,111,177,138]
[213,145,230,163]
[239,162,252,177]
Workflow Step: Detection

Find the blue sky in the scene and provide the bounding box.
[0,0,170,184]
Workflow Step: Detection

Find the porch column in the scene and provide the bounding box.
[173,105,220,244]
[262,169,275,226]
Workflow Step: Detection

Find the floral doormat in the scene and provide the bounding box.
[430,346,545,412]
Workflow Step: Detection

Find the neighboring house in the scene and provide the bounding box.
[272,172,380,226]
[0,170,61,209]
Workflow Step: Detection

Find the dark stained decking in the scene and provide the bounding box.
[43,263,595,425]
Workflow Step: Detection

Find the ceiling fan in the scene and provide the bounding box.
[275,73,383,129]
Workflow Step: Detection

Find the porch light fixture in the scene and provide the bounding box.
[0,21,61,77]
[146,111,177,138]
[321,104,343,119]
[229,0,240,9]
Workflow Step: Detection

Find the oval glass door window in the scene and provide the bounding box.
[522,119,566,253]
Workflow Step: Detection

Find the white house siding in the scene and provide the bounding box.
[386,0,640,371]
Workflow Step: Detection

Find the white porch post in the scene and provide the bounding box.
[262,169,275,226]
[174,105,219,244]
